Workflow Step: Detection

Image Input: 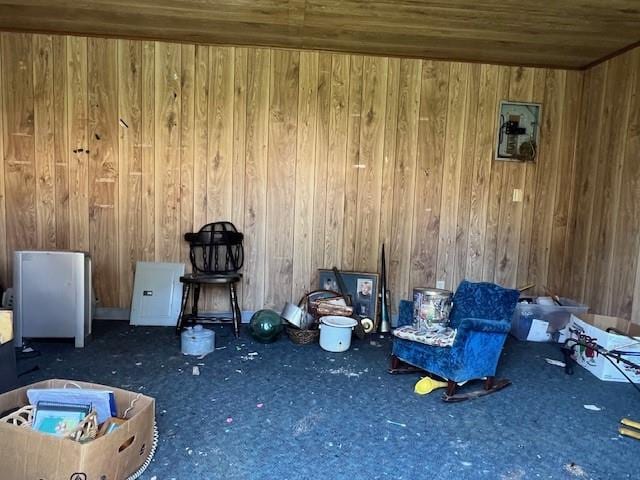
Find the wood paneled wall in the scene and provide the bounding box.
[565,47,640,323]
[0,32,583,312]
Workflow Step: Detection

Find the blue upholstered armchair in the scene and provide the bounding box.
[390,281,519,400]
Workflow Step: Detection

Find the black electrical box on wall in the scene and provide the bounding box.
[496,101,541,162]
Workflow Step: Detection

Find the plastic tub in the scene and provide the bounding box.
[510,298,588,342]
[181,325,215,355]
[319,316,357,352]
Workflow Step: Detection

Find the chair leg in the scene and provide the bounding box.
[176,283,191,333]
[484,376,495,391]
[388,355,422,374]
[390,354,402,371]
[229,282,241,338]
[391,355,406,370]
[446,380,457,397]
[192,283,201,322]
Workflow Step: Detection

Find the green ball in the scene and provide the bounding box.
[249,309,283,343]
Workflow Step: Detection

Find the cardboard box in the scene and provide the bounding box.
[0,379,155,480]
[567,314,640,382]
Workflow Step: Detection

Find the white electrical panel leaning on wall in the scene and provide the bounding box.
[130,262,185,327]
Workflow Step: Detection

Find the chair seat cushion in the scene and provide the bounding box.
[180,273,242,284]
[392,325,457,347]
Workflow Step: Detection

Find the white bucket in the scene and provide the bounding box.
[181,325,215,356]
[319,316,358,352]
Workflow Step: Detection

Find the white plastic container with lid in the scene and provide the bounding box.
[181,325,215,356]
[319,316,358,352]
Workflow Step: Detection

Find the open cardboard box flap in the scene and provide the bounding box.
[0,379,155,480]
[577,313,640,337]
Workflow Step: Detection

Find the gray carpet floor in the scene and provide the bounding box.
[16,321,640,480]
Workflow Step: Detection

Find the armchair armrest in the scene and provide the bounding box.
[457,318,511,334]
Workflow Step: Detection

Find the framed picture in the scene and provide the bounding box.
[318,270,378,322]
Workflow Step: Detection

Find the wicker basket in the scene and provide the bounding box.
[1,404,34,427]
[286,325,320,345]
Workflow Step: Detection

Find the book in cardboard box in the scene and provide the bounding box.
[0,379,155,480]
[567,314,640,382]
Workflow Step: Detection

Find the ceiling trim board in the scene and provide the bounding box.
[582,40,640,71]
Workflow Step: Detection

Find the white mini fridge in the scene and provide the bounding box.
[13,250,92,348]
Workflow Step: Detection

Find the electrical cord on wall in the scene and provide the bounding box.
[498,114,506,145]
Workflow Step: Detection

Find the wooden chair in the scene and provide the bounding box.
[176,222,244,338]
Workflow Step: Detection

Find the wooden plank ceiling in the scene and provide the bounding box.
[0,1,638,69]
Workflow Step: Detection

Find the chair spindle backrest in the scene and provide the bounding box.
[185,222,244,274]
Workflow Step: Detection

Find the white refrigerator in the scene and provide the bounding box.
[13,250,92,348]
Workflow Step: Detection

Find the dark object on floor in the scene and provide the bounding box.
[378,243,391,333]
[15,347,41,361]
[0,341,17,393]
[390,280,519,400]
[177,222,244,337]
[18,365,40,377]
[561,340,578,375]
[14,345,41,378]
[249,310,283,343]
